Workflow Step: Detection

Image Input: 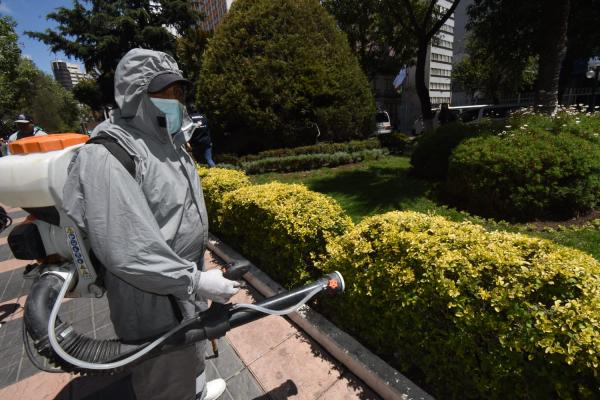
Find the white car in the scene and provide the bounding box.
[375,111,392,135]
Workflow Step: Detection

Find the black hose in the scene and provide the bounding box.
[24,271,344,375]
[0,206,12,233]
[24,273,130,374]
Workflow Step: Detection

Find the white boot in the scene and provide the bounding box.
[205,378,227,400]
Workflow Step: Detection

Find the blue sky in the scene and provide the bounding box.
[0,0,85,74]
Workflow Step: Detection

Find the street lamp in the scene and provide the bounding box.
[586,57,600,112]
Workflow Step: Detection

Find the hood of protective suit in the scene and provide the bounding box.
[109,48,193,145]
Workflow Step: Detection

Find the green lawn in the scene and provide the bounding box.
[251,155,600,261]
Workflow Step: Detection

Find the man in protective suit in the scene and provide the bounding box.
[62,48,239,400]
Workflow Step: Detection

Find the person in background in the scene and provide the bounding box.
[8,114,47,142]
[437,103,457,126]
[189,112,216,167]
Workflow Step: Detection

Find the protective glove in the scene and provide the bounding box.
[195,268,240,303]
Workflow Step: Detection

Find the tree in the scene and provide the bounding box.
[12,59,81,132]
[382,0,461,130]
[466,0,582,112]
[321,0,412,79]
[534,0,570,112]
[27,0,201,105]
[176,26,211,103]
[73,78,104,111]
[198,0,375,153]
[452,37,538,103]
[0,15,21,120]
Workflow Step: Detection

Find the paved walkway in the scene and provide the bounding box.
[0,206,379,400]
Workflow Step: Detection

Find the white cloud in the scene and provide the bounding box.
[0,3,11,14]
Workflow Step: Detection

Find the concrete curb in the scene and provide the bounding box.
[207,233,434,400]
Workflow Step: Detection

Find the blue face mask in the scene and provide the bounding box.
[150,98,183,135]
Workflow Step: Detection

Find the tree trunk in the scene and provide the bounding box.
[415,43,434,131]
[534,0,570,114]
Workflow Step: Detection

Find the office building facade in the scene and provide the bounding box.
[51,60,87,91]
[191,0,235,31]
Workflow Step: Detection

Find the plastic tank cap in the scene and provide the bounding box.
[8,133,89,155]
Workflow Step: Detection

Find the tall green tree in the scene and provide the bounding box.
[73,78,104,111]
[0,15,21,120]
[0,7,80,133]
[321,0,412,79]
[465,0,589,112]
[27,0,201,104]
[176,26,211,103]
[324,1,461,130]
[199,0,375,153]
[12,59,81,132]
[534,0,570,112]
[383,0,461,129]
[452,37,538,103]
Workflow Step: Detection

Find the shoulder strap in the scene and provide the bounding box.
[87,136,136,178]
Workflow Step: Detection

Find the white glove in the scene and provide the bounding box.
[195,269,240,303]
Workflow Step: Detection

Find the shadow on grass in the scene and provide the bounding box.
[304,165,436,221]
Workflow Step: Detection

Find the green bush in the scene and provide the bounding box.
[198,0,375,153]
[241,139,381,162]
[241,148,387,174]
[317,211,600,399]
[508,107,600,144]
[219,182,353,286]
[446,131,600,221]
[410,121,498,180]
[197,167,252,232]
[213,153,241,166]
[376,132,410,154]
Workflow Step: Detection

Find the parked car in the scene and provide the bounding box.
[413,104,523,135]
[375,111,393,135]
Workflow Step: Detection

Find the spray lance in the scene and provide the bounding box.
[0,134,345,375]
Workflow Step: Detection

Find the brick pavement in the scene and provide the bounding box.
[0,206,379,399]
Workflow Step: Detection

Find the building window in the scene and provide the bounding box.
[431,53,453,63]
[430,68,451,77]
[430,82,451,91]
[440,24,454,34]
[434,39,453,50]
[431,97,451,105]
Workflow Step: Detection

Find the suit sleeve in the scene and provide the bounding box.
[62,145,199,299]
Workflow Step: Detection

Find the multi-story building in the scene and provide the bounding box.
[191,0,236,31]
[51,60,88,91]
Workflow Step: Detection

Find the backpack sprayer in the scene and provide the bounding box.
[0,134,345,375]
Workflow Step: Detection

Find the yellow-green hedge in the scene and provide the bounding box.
[219,182,353,286]
[318,211,600,400]
[197,167,252,232]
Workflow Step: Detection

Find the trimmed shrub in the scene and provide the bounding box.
[376,132,410,154]
[241,139,381,162]
[446,131,600,221]
[197,167,252,232]
[410,121,498,180]
[317,211,600,399]
[219,183,353,286]
[241,149,387,174]
[213,153,241,166]
[198,0,375,153]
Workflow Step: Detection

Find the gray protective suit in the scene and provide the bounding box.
[62,49,209,400]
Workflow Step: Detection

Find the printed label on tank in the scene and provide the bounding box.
[65,227,92,279]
